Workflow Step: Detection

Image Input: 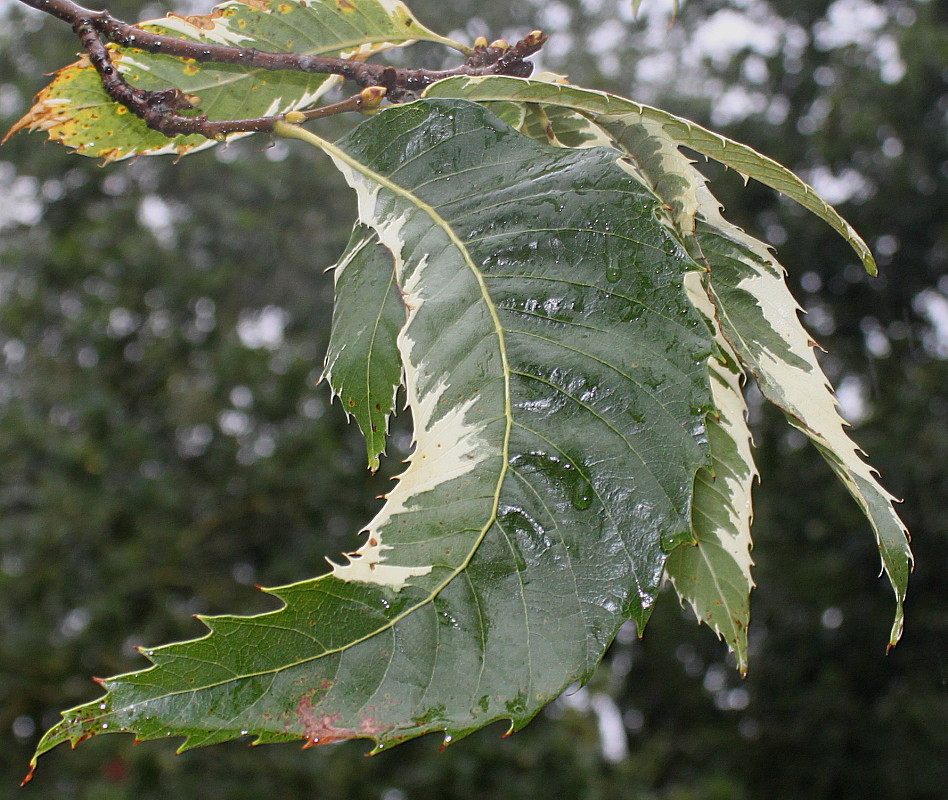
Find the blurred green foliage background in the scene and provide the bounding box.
[0,0,945,797]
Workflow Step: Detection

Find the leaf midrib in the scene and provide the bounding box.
[95,120,517,717]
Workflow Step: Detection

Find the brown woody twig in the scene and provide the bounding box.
[16,0,546,140]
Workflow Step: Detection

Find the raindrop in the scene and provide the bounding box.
[98,703,107,710]
[605,267,621,283]
[101,723,109,729]
[570,482,593,510]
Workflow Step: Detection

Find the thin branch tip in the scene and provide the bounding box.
[14,0,547,142]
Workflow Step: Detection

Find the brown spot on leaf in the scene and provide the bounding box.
[296,697,357,746]
[357,715,386,737]
[181,8,225,29]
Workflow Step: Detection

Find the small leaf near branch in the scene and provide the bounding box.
[7,0,454,159]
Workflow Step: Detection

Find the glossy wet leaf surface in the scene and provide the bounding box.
[427,73,909,655]
[424,76,877,274]
[32,100,715,763]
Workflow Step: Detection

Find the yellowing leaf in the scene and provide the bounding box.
[6,0,462,160]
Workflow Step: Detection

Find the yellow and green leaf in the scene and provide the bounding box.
[6,0,463,161]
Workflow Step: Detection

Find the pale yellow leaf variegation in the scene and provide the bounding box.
[665,273,756,672]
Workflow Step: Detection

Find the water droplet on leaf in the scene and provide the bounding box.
[571,482,594,510]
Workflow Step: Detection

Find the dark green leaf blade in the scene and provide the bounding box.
[424,76,877,274]
[33,100,714,765]
[324,225,406,471]
[429,75,910,649]
[466,87,761,665]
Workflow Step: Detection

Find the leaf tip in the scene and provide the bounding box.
[886,606,905,653]
[20,762,36,787]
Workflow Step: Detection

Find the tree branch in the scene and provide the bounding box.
[15,0,546,139]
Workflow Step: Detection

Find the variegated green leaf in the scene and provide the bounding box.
[694,189,911,646]
[6,0,461,161]
[432,75,907,652]
[32,99,715,765]
[665,272,756,673]
[424,76,877,274]
[518,102,604,148]
[323,224,406,471]
[477,100,527,130]
[463,80,761,663]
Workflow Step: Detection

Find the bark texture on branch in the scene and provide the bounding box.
[14,0,546,140]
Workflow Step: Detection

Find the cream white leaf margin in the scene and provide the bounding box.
[666,273,756,673]
[274,117,510,595]
[695,186,911,646]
